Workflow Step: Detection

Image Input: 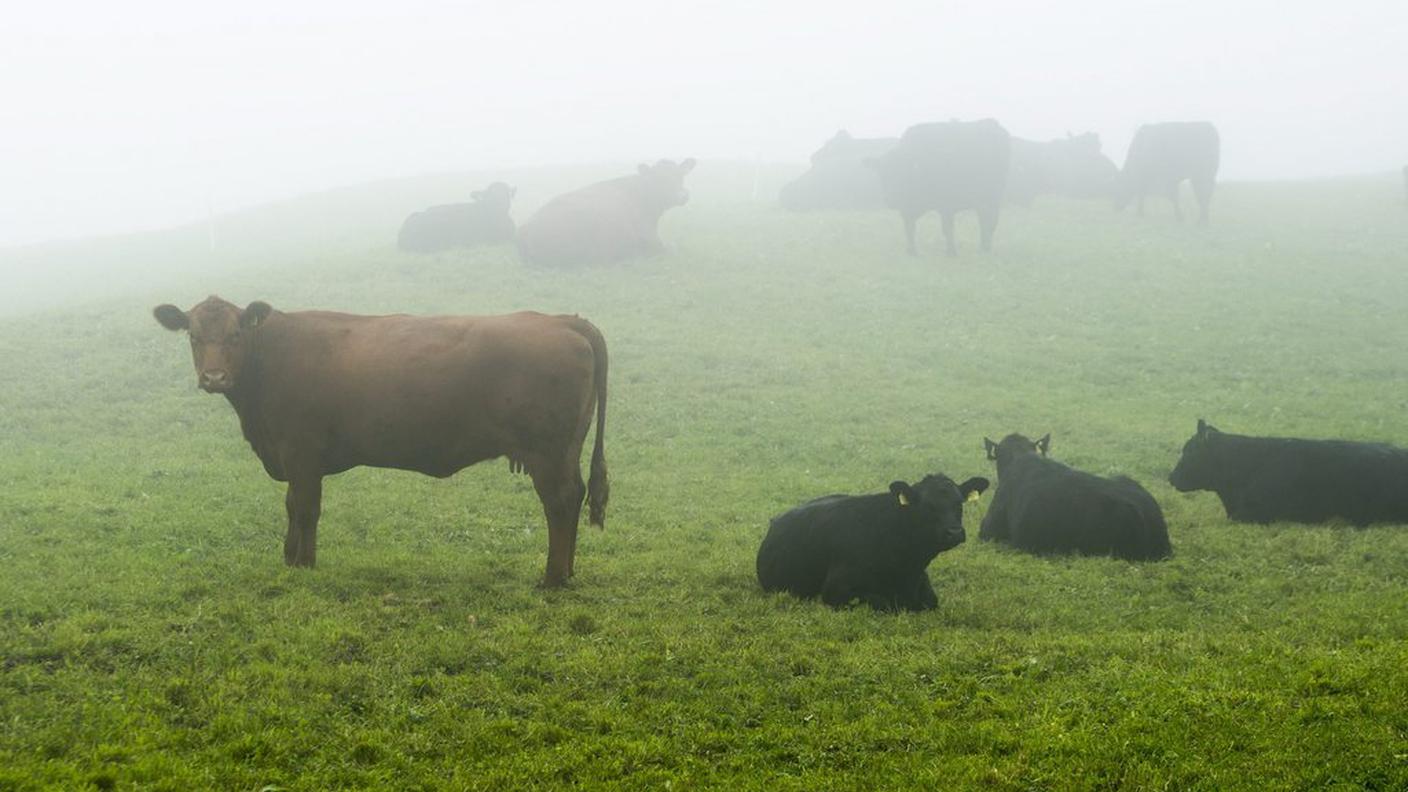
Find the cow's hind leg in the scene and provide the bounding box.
[531,459,587,587]
[940,211,958,257]
[283,473,322,568]
[1192,176,1214,225]
[978,206,1000,253]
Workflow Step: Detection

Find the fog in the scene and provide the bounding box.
[2,0,1404,247]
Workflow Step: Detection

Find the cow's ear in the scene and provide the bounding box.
[637,163,652,175]
[680,158,696,173]
[984,437,998,460]
[1197,418,1219,437]
[471,190,485,201]
[959,476,990,502]
[889,481,917,507]
[153,304,188,331]
[1036,434,1051,456]
[241,301,272,329]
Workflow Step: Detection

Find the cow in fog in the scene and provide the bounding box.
[868,119,1011,256]
[516,159,696,267]
[397,182,517,253]
[757,473,989,611]
[1116,121,1220,224]
[778,131,897,211]
[980,433,1171,561]
[1169,419,1408,526]
[1006,133,1119,205]
[153,296,609,587]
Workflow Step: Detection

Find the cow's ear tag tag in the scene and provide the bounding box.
[897,492,910,507]
[966,490,982,503]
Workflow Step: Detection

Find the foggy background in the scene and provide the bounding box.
[2,0,1404,247]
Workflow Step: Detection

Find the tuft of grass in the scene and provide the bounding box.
[2,166,1407,789]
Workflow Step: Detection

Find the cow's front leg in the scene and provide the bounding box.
[284,473,322,567]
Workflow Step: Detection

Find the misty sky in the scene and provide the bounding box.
[3,0,1405,247]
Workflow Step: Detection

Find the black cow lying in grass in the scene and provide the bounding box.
[980,434,1171,561]
[756,473,989,611]
[1169,419,1408,526]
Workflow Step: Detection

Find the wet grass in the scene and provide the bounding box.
[2,168,1407,790]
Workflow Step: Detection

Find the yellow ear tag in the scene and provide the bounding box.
[897,492,910,506]
[966,490,981,503]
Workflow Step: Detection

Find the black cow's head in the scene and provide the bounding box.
[472,181,516,210]
[889,474,990,551]
[636,158,696,209]
[1168,419,1222,492]
[984,433,1050,478]
[153,296,272,393]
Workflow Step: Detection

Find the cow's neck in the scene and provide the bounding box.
[221,354,279,474]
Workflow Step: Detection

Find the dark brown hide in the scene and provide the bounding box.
[154,296,608,586]
[516,159,696,267]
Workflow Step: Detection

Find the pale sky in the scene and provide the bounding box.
[2,0,1405,246]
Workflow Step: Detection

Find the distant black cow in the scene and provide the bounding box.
[1006,133,1119,206]
[980,434,1171,561]
[516,159,695,268]
[1116,121,1220,224]
[778,131,897,211]
[397,182,517,253]
[757,473,989,611]
[1169,419,1408,526]
[869,119,1011,257]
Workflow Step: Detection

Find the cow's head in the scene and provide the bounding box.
[153,296,272,393]
[636,158,696,209]
[1168,419,1221,492]
[472,181,516,210]
[984,433,1050,474]
[890,474,990,551]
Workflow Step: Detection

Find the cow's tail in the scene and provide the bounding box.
[571,317,609,528]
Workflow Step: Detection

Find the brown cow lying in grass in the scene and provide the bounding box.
[153,296,608,587]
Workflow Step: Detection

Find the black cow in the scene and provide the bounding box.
[1006,133,1119,206]
[980,434,1171,561]
[397,182,517,253]
[756,473,989,611]
[868,119,1011,256]
[1169,419,1408,526]
[778,131,897,211]
[1116,121,1220,224]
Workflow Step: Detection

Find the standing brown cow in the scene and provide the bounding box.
[516,158,696,267]
[153,296,608,587]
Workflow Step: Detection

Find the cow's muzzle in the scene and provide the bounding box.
[199,370,232,392]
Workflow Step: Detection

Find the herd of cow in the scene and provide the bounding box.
[397,119,1222,264]
[150,117,1407,607]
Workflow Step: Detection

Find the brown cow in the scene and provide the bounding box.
[153,296,608,587]
[516,158,696,267]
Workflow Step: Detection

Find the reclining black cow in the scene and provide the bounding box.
[1169,419,1408,526]
[397,182,517,253]
[756,473,989,612]
[980,434,1171,560]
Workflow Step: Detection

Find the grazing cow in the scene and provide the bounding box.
[1116,121,1220,224]
[396,182,517,253]
[778,130,897,211]
[153,296,608,587]
[868,119,1012,256]
[1168,419,1408,526]
[757,473,989,611]
[980,434,1171,561]
[516,159,696,267]
[1006,133,1119,206]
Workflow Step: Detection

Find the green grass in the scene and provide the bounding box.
[2,166,1407,790]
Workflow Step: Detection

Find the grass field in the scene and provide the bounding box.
[2,164,1407,790]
